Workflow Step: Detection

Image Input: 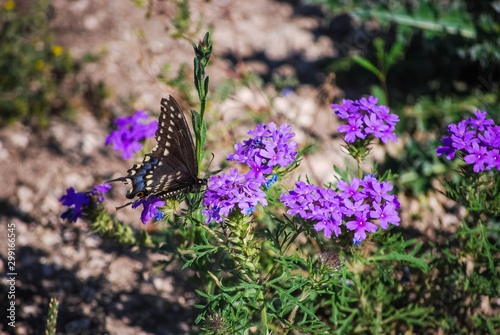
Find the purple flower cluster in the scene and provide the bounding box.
[227,122,297,183]
[132,196,166,224]
[105,110,158,159]
[203,169,268,223]
[59,183,111,222]
[332,96,399,144]
[203,123,298,224]
[280,176,400,242]
[436,110,500,172]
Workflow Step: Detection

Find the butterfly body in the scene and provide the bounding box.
[109,95,207,208]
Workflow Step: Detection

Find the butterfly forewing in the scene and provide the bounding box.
[152,96,198,176]
[108,95,206,207]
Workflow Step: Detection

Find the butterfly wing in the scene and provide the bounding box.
[109,95,204,204]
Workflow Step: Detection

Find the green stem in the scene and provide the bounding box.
[357,154,363,179]
[283,290,310,335]
[259,290,269,334]
[191,217,254,283]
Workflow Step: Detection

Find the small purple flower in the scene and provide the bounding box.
[105,110,158,159]
[436,136,455,160]
[281,88,293,96]
[203,169,268,223]
[59,183,112,222]
[281,176,400,242]
[379,125,398,144]
[369,180,395,203]
[469,110,494,131]
[333,96,399,143]
[246,156,272,181]
[485,149,500,170]
[343,199,370,217]
[132,196,165,224]
[345,212,378,241]
[358,96,380,112]
[337,117,366,143]
[315,219,341,238]
[364,113,388,138]
[337,178,364,201]
[376,105,399,126]
[370,202,400,229]
[93,183,111,203]
[435,110,500,172]
[59,187,91,222]
[464,142,490,173]
[227,122,298,184]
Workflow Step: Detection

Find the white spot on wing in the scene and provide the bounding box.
[164,148,169,156]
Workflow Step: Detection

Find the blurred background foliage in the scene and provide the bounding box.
[0,0,108,128]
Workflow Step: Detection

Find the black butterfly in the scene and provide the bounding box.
[109,95,207,209]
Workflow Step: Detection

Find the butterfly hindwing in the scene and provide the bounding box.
[109,95,207,207]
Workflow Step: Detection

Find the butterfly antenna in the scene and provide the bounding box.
[114,199,141,211]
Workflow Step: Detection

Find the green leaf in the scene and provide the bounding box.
[352,55,383,79]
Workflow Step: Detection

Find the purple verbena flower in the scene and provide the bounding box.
[358,96,379,112]
[469,110,495,131]
[436,136,455,160]
[337,178,364,201]
[370,202,400,229]
[464,142,490,173]
[364,113,388,139]
[93,183,111,203]
[436,110,500,172]
[59,183,112,222]
[203,169,268,223]
[485,149,500,170]
[227,122,298,183]
[281,176,400,242]
[345,211,378,241]
[59,187,91,222]
[333,96,399,144]
[132,196,165,224]
[105,110,158,159]
[337,117,366,143]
